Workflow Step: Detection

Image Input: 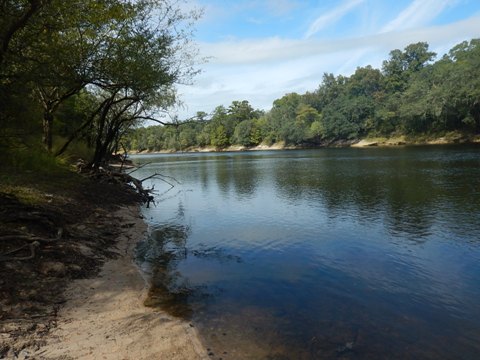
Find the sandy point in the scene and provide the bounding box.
[34,206,208,360]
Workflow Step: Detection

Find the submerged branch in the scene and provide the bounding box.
[127,162,152,175]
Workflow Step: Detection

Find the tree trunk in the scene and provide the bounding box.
[42,110,53,152]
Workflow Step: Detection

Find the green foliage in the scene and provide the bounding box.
[211,125,229,149]
[233,120,254,146]
[2,2,478,159]
[4,146,63,174]
[126,39,480,151]
[1,0,200,167]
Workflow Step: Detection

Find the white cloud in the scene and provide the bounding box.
[200,14,480,65]
[176,15,480,118]
[305,0,365,38]
[381,0,458,33]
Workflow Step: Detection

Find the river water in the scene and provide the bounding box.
[131,145,480,359]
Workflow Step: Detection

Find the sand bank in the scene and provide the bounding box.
[33,206,207,360]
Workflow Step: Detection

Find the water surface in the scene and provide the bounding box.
[132,146,480,359]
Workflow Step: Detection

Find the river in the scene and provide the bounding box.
[131,145,480,359]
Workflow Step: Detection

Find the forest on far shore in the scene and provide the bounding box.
[126,39,480,152]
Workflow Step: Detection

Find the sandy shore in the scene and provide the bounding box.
[33,206,208,360]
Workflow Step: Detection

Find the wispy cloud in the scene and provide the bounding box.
[227,0,300,17]
[246,17,265,25]
[201,14,480,65]
[265,0,299,17]
[381,0,458,33]
[177,14,480,118]
[305,0,365,39]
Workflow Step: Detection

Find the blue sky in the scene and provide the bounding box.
[174,0,480,119]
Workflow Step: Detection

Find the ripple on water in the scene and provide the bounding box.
[133,146,480,359]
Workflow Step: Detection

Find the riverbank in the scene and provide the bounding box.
[129,132,480,155]
[33,206,207,360]
[0,166,207,359]
[351,133,480,147]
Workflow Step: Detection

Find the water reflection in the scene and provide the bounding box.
[136,223,195,317]
[268,147,480,242]
[136,220,243,318]
[231,159,259,198]
[133,147,480,244]
[131,146,480,359]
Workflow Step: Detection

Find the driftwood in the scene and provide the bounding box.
[111,172,174,208]
[80,158,182,207]
[76,161,179,206]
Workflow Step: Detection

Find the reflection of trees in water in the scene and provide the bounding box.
[271,150,480,242]
[198,159,210,191]
[137,223,194,317]
[179,150,476,244]
[212,155,260,198]
[191,245,242,264]
[231,160,258,198]
[215,157,233,195]
[136,222,241,319]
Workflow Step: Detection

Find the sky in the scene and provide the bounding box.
[174,0,480,119]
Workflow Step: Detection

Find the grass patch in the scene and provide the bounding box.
[1,147,85,206]
[53,137,94,164]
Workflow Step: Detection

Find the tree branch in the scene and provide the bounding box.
[0,0,49,67]
[127,162,152,175]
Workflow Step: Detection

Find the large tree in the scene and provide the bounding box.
[55,0,201,167]
[2,0,201,162]
[382,42,436,93]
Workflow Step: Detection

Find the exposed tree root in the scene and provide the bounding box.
[80,163,180,208]
[0,229,63,261]
[0,181,140,357]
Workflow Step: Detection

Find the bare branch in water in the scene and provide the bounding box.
[127,162,152,175]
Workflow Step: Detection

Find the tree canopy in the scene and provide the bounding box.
[127,39,480,152]
[1,0,200,167]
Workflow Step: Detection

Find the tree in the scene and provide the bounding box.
[1,0,52,153]
[267,92,302,144]
[444,39,480,132]
[211,124,229,148]
[0,0,50,68]
[382,42,436,93]
[126,38,480,150]
[55,0,201,167]
[233,120,254,146]
[2,0,201,164]
[2,0,113,151]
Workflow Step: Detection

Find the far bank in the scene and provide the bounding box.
[127,132,480,155]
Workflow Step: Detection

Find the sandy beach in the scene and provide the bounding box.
[32,206,208,360]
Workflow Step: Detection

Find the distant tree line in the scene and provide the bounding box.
[1,0,200,169]
[126,39,480,152]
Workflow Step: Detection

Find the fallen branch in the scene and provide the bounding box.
[148,173,181,185]
[90,166,179,208]
[140,172,182,189]
[126,161,152,175]
[110,171,156,207]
